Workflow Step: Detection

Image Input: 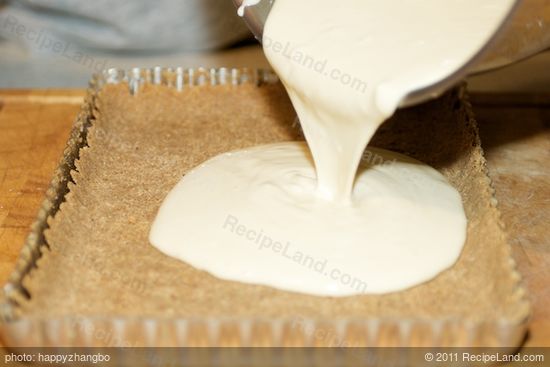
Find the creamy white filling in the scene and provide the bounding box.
[263,0,513,202]
[150,143,467,295]
[150,0,513,296]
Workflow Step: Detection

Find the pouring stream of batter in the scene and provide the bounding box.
[150,0,513,296]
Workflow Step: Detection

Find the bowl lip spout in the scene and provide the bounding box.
[232,0,530,108]
[232,0,275,41]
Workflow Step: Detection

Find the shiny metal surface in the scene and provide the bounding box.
[232,0,550,107]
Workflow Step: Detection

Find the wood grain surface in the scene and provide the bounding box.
[0,90,84,283]
[0,90,548,346]
[473,94,550,348]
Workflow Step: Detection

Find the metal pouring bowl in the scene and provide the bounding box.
[232,0,550,108]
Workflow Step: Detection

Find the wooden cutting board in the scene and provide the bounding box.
[0,89,548,346]
[472,93,550,348]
